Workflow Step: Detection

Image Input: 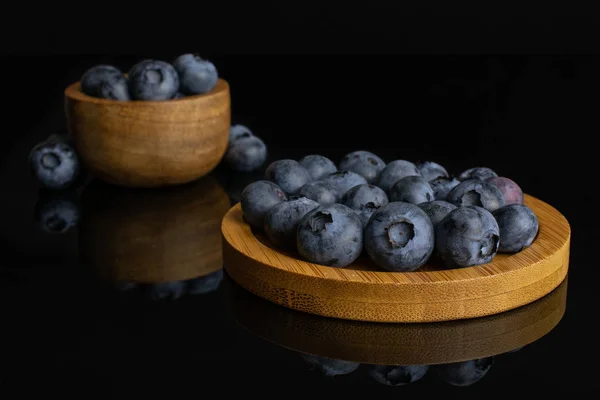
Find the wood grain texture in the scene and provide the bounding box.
[224,273,567,365]
[64,79,230,188]
[222,194,570,323]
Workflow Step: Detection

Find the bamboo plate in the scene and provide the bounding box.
[222,194,570,323]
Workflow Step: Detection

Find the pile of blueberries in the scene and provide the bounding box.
[240,150,539,271]
[79,53,218,101]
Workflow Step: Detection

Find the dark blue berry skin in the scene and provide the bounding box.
[173,92,185,99]
[80,65,130,101]
[369,365,429,386]
[364,202,435,272]
[458,167,498,181]
[430,177,460,201]
[186,269,224,295]
[434,357,494,387]
[241,180,287,230]
[298,181,340,206]
[301,354,360,377]
[338,150,386,184]
[128,59,180,100]
[229,124,254,143]
[418,200,457,229]
[29,135,80,190]
[435,206,500,268]
[417,161,449,182]
[447,179,506,212]
[265,159,312,195]
[321,171,368,197]
[341,184,389,227]
[298,154,338,181]
[389,175,434,205]
[376,160,420,194]
[225,125,267,172]
[492,204,539,253]
[147,281,186,301]
[264,196,320,250]
[296,204,363,267]
[34,189,80,234]
[172,54,218,95]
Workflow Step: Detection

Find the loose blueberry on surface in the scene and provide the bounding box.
[173,53,218,95]
[486,176,524,205]
[435,206,500,268]
[338,150,386,184]
[458,167,498,181]
[297,204,363,268]
[434,357,494,387]
[128,59,180,101]
[301,354,360,377]
[418,200,457,229]
[389,175,435,205]
[34,189,80,234]
[80,65,130,101]
[264,196,320,250]
[229,124,255,143]
[241,180,287,230]
[447,179,506,212]
[321,170,368,197]
[341,184,389,227]
[369,365,430,386]
[492,204,539,253]
[147,281,187,301]
[224,135,267,172]
[298,181,340,206]
[29,134,80,190]
[417,161,449,182]
[376,160,420,194]
[364,202,435,272]
[265,159,311,195]
[429,176,460,201]
[298,154,338,181]
[186,269,224,295]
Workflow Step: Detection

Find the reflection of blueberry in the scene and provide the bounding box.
[264,196,319,250]
[147,281,187,301]
[389,175,434,205]
[429,177,460,201]
[34,189,80,234]
[338,150,386,184]
[29,134,80,190]
[241,180,287,229]
[128,59,180,101]
[376,160,420,193]
[80,65,130,101]
[298,155,338,181]
[434,357,494,387]
[418,200,457,229]
[341,184,389,227]
[224,135,267,172]
[301,354,360,377]
[172,53,218,95]
[492,204,539,253]
[298,181,340,206]
[186,269,224,295]
[447,179,506,212]
[321,171,368,197]
[265,159,311,195]
[417,161,449,182]
[458,167,498,181]
[369,365,429,386]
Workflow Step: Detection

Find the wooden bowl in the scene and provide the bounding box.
[64,79,231,188]
[222,194,571,323]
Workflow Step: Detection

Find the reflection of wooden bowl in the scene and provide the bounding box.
[224,274,567,366]
[79,173,231,283]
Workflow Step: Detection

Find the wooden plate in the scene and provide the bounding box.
[222,194,570,323]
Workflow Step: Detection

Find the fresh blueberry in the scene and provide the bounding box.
[487,176,524,205]
[301,354,360,377]
[172,92,185,99]
[429,177,460,201]
[447,179,506,212]
[369,365,429,386]
[298,155,338,181]
[434,357,494,387]
[492,204,539,253]
[29,134,80,190]
[389,175,434,205]
[224,130,267,172]
[223,169,264,205]
[34,189,80,234]
[341,184,389,227]
[458,167,498,181]
[321,170,368,197]
[172,54,218,95]
[80,65,130,101]
[364,202,435,272]
[338,150,386,184]
[240,180,287,230]
[418,200,457,229]
[128,59,180,101]
[147,281,186,301]
[186,269,224,295]
[417,161,449,182]
[265,159,311,195]
[376,160,420,193]
[298,181,340,206]
[229,124,254,143]
[264,196,320,250]
[435,206,500,267]
[296,204,363,267]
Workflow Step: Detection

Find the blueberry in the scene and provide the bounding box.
[186,269,224,295]
[296,204,363,267]
[29,134,80,190]
[229,124,254,143]
[172,92,185,99]
[264,196,320,250]
[224,133,267,172]
[364,202,434,272]
[147,281,186,301]
[34,189,80,234]
[389,175,434,205]
[492,204,539,253]
[417,161,449,182]
[487,176,524,205]
[429,177,460,201]
[172,54,218,95]
[338,150,386,184]
[434,357,494,387]
[240,180,287,230]
[369,365,429,386]
[80,65,130,101]
[458,167,498,181]
[435,206,500,267]
[223,169,264,205]
[298,181,340,206]
[298,155,338,181]
[265,159,311,195]
[341,184,389,227]
[301,354,360,377]
[128,59,180,101]
[321,171,368,197]
[447,179,506,212]
[418,200,457,229]
[376,160,420,193]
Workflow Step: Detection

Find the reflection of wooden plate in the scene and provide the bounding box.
[222,194,570,323]
[223,274,567,365]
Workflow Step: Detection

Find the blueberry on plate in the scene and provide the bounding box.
[173,53,218,95]
[265,159,312,195]
[321,170,368,197]
[487,176,524,205]
[240,180,287,230]
[186,269,224,295]
[429,176,460,201]
[298,154,338,181]
[447,178,506,212]
[264,196,320,250]
[338,150,386,184]
[341,184,389,227]
[389,175,434,205]
[301,354,360,377]
[224,126,267,172]
[29,134,80,190]
[298,181,340,206]
[492,204,539,253]
[418,200,457,230]
[458,167,498,181]
[34,188,80,234]
[417,161,449,182]
[369,365,429,386]
[376,160,420,194]
[128,59,180,101]
[80,65,130,101]
[434,357,494,387]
